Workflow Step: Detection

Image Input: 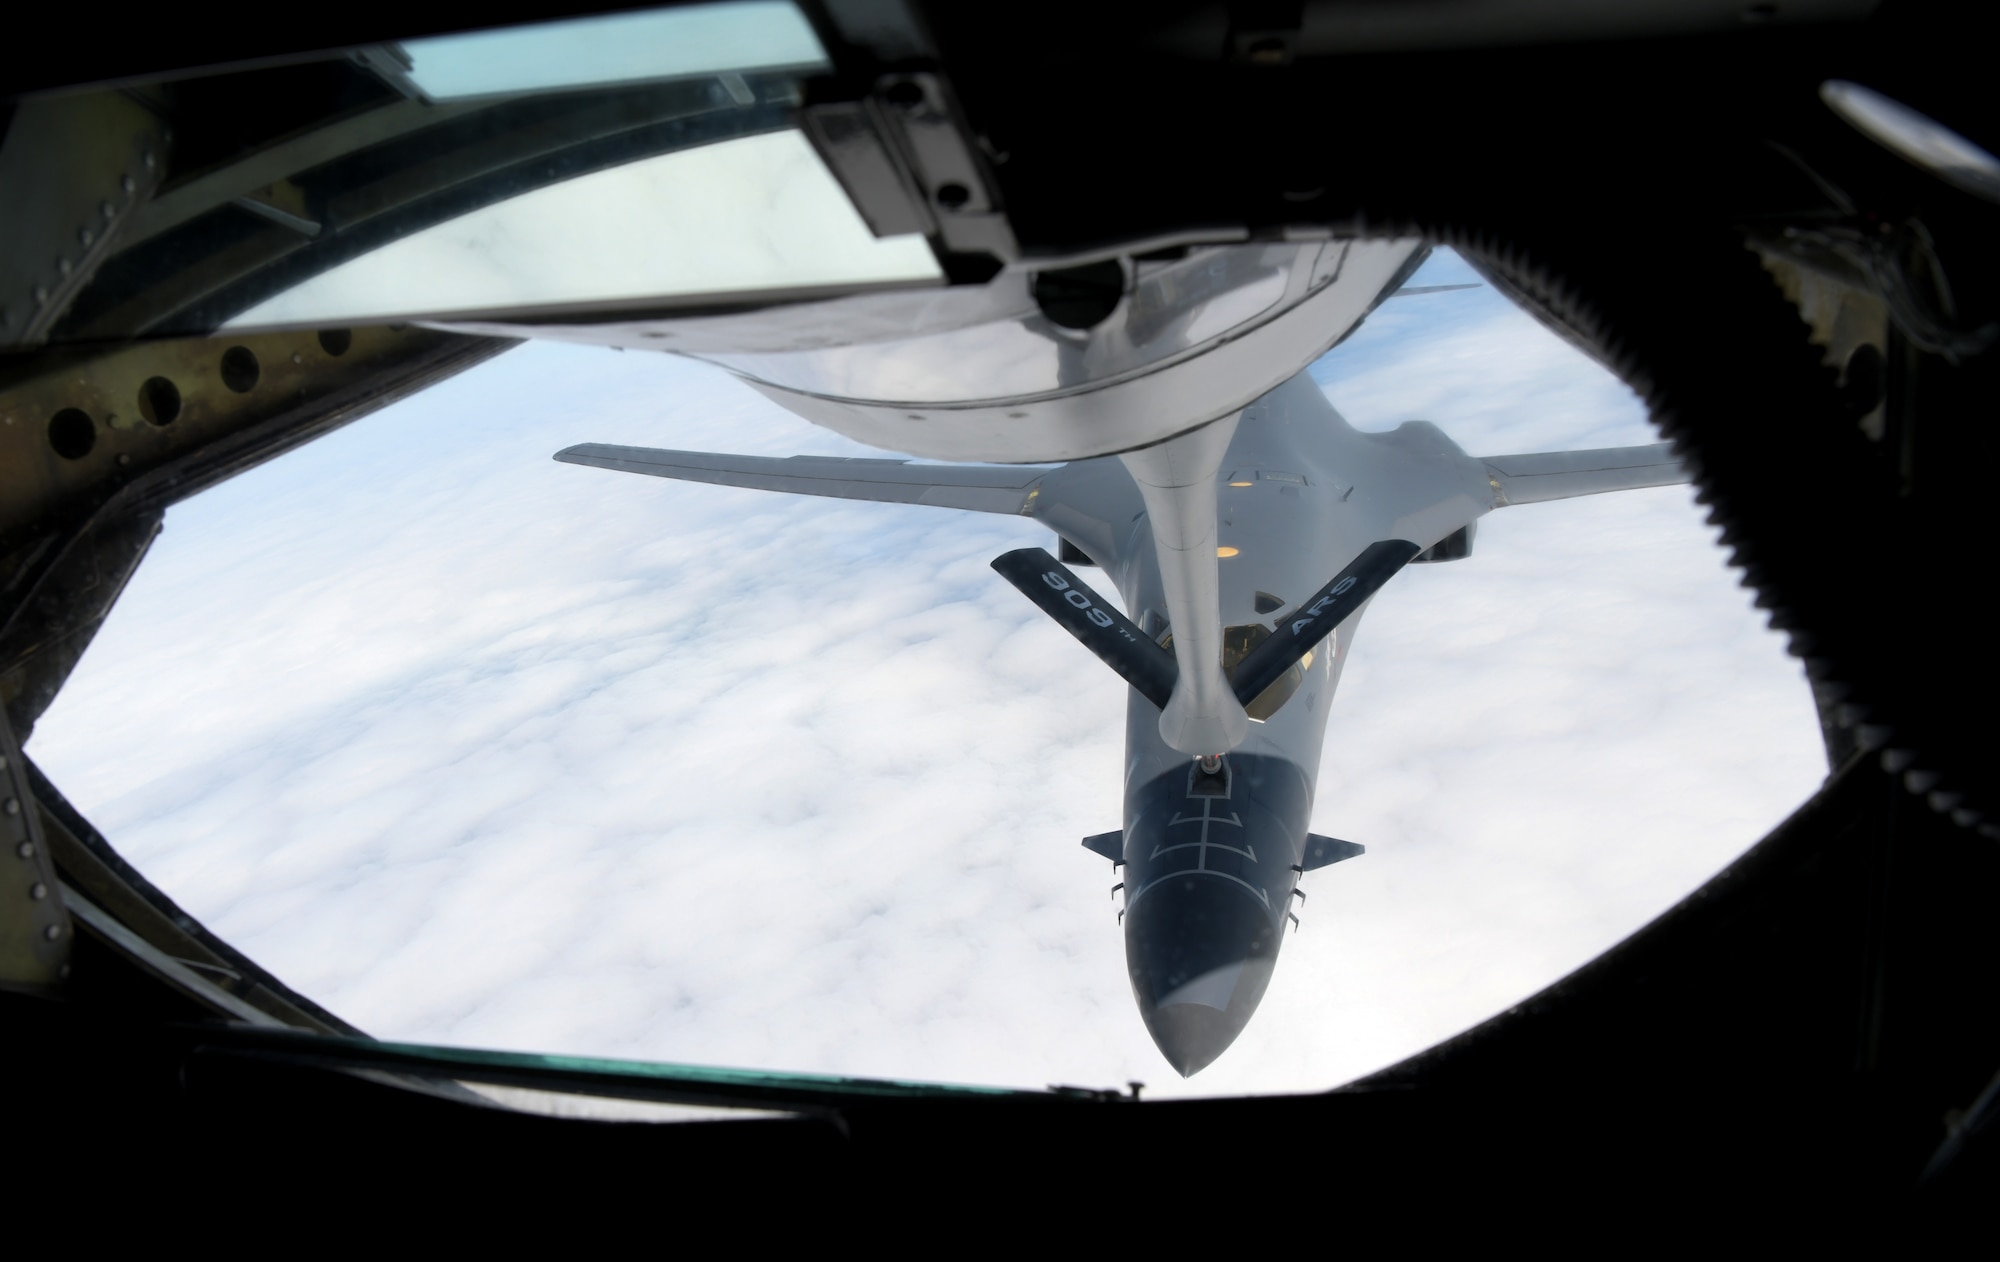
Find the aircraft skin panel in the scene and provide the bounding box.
[553,443,1054,515]
[1480,442,1689,505]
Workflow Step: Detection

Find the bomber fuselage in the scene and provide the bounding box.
[559,361,1684,1074]
[1030,372,1493,1074]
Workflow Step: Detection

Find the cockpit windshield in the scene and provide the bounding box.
[1156,622,1315,722]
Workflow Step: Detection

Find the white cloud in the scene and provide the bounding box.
[29,250,1825,1097]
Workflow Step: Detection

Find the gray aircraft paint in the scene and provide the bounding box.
[556,371,1687,1074]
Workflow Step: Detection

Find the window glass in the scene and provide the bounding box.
[226,131,941,328]
[29,248,1824,1097]
[398,2,829,100]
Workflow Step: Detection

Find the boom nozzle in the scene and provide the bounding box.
[1118,415,1249,756]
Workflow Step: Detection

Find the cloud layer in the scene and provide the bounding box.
[30,250,1825,1097]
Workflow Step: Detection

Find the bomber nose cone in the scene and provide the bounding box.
[1126,877,1281,1076]
[1143,960,1278,1076]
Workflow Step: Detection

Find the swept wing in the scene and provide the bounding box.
[1480,442,1688,505]
[554,444,1054,516]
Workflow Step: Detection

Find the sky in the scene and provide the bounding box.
[28,248,1827,1098]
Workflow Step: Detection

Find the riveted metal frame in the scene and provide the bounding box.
[1,708,69,993]
[0,322,506,1024]
[1,325,514,737]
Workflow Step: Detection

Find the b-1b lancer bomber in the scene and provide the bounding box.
[557,369,1687,1075]
[537,238,1687,1073]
